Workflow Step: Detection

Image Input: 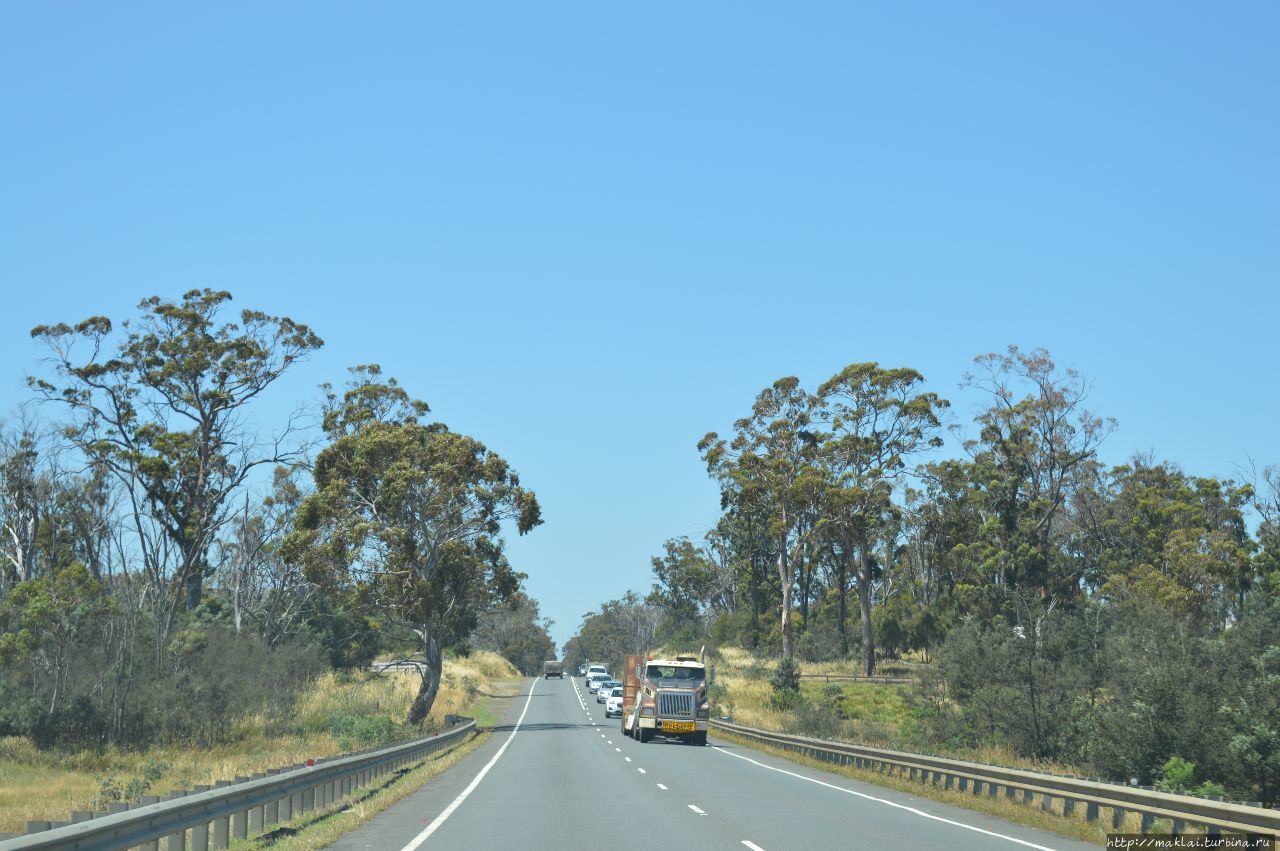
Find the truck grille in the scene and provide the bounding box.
[657,690,694,719]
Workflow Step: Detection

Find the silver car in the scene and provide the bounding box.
[595,679,620,702]
[605,686,625,718]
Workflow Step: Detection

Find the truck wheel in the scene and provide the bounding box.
[694,731,707,746]
[639,728,652,744]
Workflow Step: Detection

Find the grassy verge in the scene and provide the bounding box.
[234,731,490,851]
[713,646,1080,774]
[713,727,1159,845]
[236,674,523,850]
[0,651,519,834]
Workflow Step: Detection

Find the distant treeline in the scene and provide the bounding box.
[0,290,551,750]
[565,349,1280,805]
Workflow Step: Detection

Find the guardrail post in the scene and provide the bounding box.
[1004,785,1015,800]
[1172,818,1186,835]
[24,821,51,834]
[233,806,248,840]
[1062,798,1075,818]
[1085,802,1099,822]
[1021,789,1034,805]
[1139,812,1154,833]
[1041,793,1053,813]
[1111,807,1126,830]
[213,811,230,850]
[251,773,268,832]
[164,791,187,849]
[958,777,968,793]
[943,774,953,790]
[972,780,983,795]
[140,795,161,851]
[263,771,281,826]
[190,785,212,850]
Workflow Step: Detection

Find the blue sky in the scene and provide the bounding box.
[2,3,1276,650]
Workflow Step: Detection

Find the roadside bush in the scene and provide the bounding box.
[768,656,803,711]
[326,712,398,748]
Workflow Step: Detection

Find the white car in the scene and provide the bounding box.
[584,665,607,687]
[596,679,621,702]
[605,686,625,718]
[587,672,610,693]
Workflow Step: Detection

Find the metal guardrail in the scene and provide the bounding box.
[798,673,916,685]
[710,719,1280,838]
[0,717,477,851]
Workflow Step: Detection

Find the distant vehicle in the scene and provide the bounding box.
[542,660,563,679]
[596,679,621,702]
[605,686,625,717]
[577,664,587,677]
[585,664,607,686]
[587,672,610,693]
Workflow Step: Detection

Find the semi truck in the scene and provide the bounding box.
[621,652,712,746]
[542,660,563,678]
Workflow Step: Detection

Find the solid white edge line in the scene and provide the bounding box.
[400,678,538,850]
[711,746,1060,851]
[741,842,766,851]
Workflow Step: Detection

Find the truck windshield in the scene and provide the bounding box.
[646,665,705,682]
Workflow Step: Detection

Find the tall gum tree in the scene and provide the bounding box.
[700,377,826,660]
[285,367,541,725]
[28,290,322,654]
[816,363,948,676]
[960,345,1113,599]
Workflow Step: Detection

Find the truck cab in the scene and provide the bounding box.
[622,654,711,746]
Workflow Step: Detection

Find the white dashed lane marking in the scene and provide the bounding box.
[689,804,707,815]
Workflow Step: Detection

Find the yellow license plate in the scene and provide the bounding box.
[661,720,695,733]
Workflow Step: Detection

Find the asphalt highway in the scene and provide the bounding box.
[326,676,1100,851]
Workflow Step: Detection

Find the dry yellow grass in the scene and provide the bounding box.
[0,651,519,834]
[711,647,1083,777]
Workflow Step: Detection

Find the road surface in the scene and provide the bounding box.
[327,675,1099,851]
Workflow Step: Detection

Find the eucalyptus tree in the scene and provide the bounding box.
[700,376,827,659]
[0,425,45,594]
[213,466,316,644]
[959,346,1112,598]
[285,367,541,724]
[28,290,322,656]
[816,363,948,675]
[650,535,736,626]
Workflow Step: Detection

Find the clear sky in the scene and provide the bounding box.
[1,3,1276,651]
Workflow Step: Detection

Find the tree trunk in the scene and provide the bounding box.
[798,540,810,634]
[778,543,794,659]
[406,629,444,726]
[749,549,761,650]
[858,546,875,677]
[185,569,203,610]
[837,552,849,657]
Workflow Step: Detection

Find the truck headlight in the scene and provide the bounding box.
[641,706,655,717]
[697,709,709,719]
